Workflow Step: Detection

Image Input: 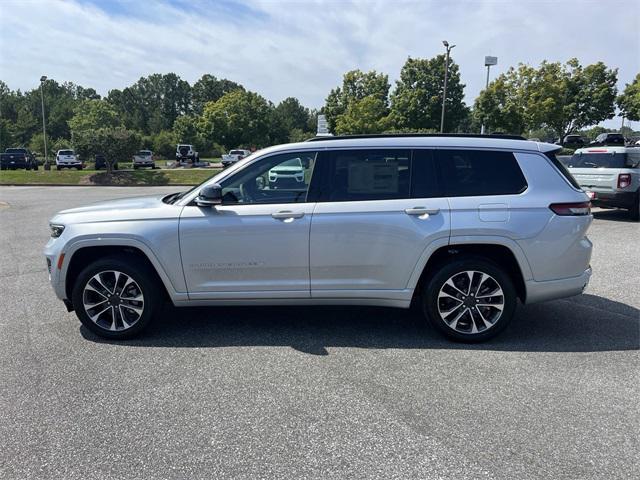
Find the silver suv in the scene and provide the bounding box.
[44,135,593,342]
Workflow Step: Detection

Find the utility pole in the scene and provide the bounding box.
[40,76,50,170]
[480,56,498,134]
[440,40,455,133]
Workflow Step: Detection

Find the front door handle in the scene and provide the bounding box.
[271,211,305,220]
[404,207,440,216]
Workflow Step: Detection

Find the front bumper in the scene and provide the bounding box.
[43,237,67,301]
[524,267,592,304]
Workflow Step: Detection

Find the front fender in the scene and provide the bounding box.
[56,235,187,302]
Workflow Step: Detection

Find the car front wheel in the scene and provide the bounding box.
[71,256,161,339]
[422,256,517,342]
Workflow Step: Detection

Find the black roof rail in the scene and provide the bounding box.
[305,133,527,142]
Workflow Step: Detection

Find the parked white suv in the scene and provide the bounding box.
[55,149,83,170]
[566,146,640,220]
[44,135,593,342]
[268,157,305,188]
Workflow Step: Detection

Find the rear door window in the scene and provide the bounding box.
[437,149,527,197]
[322,149,410,202]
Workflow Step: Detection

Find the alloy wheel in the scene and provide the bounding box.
[82,270,145,331]
[437,270,504,334]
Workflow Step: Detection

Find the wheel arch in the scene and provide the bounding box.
[409,239,531,305]
[63,239,183,303]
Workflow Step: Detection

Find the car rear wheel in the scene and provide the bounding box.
[422,256,517,342]
[71,256,161,339]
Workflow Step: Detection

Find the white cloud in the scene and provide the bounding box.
[1,0,639,128]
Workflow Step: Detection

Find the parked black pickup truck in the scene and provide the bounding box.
[0,148,38,170]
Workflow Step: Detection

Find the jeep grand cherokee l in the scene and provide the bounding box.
[44,134,593,342]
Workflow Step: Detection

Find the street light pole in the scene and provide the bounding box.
[39,76,49,170]
[480,56,498,135]
[440,40,455,133]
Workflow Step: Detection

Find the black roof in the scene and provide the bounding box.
[305,133,527,142]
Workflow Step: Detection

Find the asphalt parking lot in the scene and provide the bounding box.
[0,186,638,480]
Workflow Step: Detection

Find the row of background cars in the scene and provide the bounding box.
[1,148,157,170]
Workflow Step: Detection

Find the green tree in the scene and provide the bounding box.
[474,59,618,138]
[152,130,178,159]
[192,75,244,115]
[74,127,141,173]
[334,96,392,134]
[324,70,390,132]
[107,73,191,134]
[617,73,640,122]
[273,97,311,133]
[28,132,54,156]
[68,99,120,133]
[198,90,272,149]
[0,118,14,151]
[474,71,528,135]
[390,55,468,132]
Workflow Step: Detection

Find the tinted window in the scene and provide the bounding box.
[220,151,317,204]
[59,150,74,155]
[438,150,527,197]
[324,150,410,202]
[568,152,627,168]
[411,149,441,198]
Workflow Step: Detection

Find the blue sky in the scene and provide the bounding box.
[2,0,639,129]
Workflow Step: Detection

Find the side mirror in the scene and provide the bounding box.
[196,184,223,207]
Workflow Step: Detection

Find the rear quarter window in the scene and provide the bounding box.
[437,149,527,197]
[546,152,581,189]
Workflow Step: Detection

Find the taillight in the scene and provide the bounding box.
[617,174,631,189]
[549,202,591,216]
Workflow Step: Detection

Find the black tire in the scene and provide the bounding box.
[422,256,517,342]
[71,255,162,339]
[629,191,640,221]
[56,166,61,170]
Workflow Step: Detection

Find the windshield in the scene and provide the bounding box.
[6,148,26,154]
[279,158,302,167]
[59,150,74,155]
[230,150,245,155]
[568,153,627,168]
[138,151,151,156]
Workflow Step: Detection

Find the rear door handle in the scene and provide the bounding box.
[404,207,440,216]
[271,211,305,220]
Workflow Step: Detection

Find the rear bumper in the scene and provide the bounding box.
[134,161,155,167]
[590,190,637,209]
[57,162,83,167]
[524,267,592,304]
[1,160,28,168]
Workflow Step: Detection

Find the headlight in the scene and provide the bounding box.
[50,224,65,238]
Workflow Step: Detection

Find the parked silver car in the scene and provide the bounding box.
[567,146,640,220]
[44,135,593,342]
